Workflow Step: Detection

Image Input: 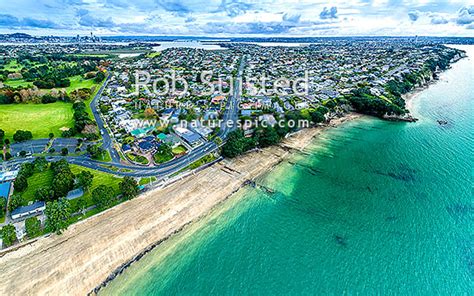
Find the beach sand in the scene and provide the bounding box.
[0,113,361,296]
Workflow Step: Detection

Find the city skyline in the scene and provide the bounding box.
[0,0,473,37]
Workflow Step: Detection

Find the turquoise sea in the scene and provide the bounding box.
[101,45,473,295]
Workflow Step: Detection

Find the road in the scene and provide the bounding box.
[2,57,246,180]
[219,55,246,139]
[89,75,121,163]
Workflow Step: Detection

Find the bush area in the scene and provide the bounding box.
[345,47,460,118]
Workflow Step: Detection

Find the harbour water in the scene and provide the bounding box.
[101,45,473,295]
[152,41,226,51]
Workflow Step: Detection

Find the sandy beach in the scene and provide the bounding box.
[0,113,361,296]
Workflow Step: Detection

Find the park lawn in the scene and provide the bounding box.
[15,164,121,210]
[153,152,173,164]
[65,75,98,94]
[139,177,157,186]
[96,150,112,162]
[0,102,74,139]
[4,79,34,88]
[70,165,122,207]
[21,169,54,203]
[84,80,103,118]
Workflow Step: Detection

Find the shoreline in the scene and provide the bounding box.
[403,47,467,114]
[92,113,364,294]
[0,112,362,296]
[403,76,438,113]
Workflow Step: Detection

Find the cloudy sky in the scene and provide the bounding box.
[0,0,473,36]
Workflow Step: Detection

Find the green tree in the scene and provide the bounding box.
[45,198,71,235]
[157,142,172,156]
[8,194,25,212]
[35,186,54,202]
[61,148,68,156]
[309,109,325,124]
[76,170,94,192]
[92,185,115,209]
[25,217,42,238]
[4,151,12,161]
[52,171,75,198]
[94,71,106,83]
[13,130,33,142]
[86,144,105,159]
[119,177,139,200]
[256,127,280,148]
[221,130,245,158]
[49,132,55,139]
[33,157,49,172]
[20,162,35,177]
[76,198,88,215]
[316,105,329,115]
[0,128,4,140]
[1,224,17,247]
[13,174,28,192]
[0,197,6,218]
[50,159,70,175]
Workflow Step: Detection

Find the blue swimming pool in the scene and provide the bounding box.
[0,182,11,199]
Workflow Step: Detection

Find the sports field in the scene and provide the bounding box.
[0,102,74,139]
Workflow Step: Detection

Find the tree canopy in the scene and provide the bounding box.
[119,177,139,200]
[92,185,115,209]
[1,224,17,247]
[77,170,94,192]
[25,217,42,238]
[13,130,33,142]
[45,198,71,235]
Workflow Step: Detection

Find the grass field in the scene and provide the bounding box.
[0,102,74,139]
[3,79,33,88]
[153,152,173,164]
[70,165,122,208]
[21,169,54,203]
[15,164,121,208]
[139,176,157,185]
[65,75,97,93]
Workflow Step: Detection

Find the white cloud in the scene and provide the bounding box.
[0,0,472,36]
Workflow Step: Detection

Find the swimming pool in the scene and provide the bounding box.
[0,182,11,199]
